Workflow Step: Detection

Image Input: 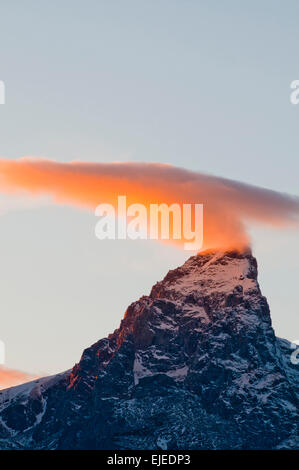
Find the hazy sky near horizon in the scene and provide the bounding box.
[0,1,298,376]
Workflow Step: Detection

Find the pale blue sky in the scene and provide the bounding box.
[0,1,298,375]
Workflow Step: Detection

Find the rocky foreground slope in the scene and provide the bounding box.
[0,250,298,449]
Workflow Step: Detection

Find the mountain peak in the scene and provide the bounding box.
[0,250,297,450]
[150,248,257,300]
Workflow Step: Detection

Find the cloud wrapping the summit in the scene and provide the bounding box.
[0,157,298,250]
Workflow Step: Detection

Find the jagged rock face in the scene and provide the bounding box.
[0,250,298,449]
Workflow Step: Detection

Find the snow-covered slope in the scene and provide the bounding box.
[0,250,297,449]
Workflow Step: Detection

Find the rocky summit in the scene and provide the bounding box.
[0,250,298,449]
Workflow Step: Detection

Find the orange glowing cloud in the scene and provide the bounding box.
[0,157,298,251]
[0,366,38,390]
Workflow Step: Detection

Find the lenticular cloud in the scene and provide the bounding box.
[0,157,298,250]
